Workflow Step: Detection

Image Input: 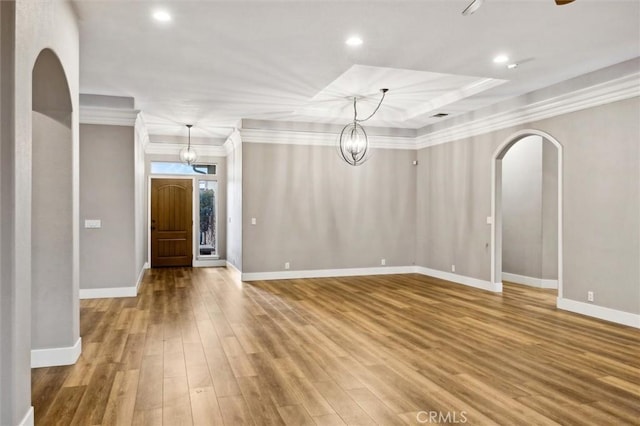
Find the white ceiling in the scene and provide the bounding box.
[74,0,640,139]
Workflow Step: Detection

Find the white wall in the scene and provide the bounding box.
[134,116,148,277]
[226,131,243,270]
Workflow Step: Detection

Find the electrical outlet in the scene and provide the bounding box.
[381,258,386,266]
[451,264,456,272]
[587,291,594,302]
[284,262,290,270]
[251,217,257,225]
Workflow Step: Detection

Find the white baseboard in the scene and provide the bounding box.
[193,259,227,267]
[79,263,148,299]
[241,266,416,282]
[136,262,149,292]
[31,337,82,368]
[19,406,34,426]
[226,261,241,274]
[240,265,502,294]
[80,285,138,299]
[557,298,640,329]
[415,266,502,293]
[502,272,558,289]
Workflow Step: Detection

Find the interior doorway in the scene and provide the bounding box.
[491,129,563,301]
[150,178,193,267]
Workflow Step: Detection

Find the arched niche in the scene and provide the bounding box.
[491,129,563,299]
[31,48,77,362]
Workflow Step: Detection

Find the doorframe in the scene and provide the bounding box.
[490,129,564,299]
[147,174,223,268]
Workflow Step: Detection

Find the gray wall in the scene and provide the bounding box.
[80,124,136,289]
[416,96,640,314]
[416,135,495,279]
[4,0,80,423]
[32,112,74,349]
[227,133,243,270]
[241,142,417,273]
[501,135,558,280]
[0,3,12,421]
[502,135,543,278]
[541,140,558,279]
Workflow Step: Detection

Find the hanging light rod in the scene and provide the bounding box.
[179,124,198,165]
[338,88,388,167]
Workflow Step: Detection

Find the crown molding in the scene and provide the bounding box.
[223,129,241,155]
[416,72,640,149]
[145,142,227,157]
[135,114,150,149]
[240,128,416,150]
[239,73,638,151]
[79,105,140,126]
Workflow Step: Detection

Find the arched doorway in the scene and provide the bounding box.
[491,129,563,300]
[31,49,79,366]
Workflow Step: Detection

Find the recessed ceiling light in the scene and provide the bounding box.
[152,10,172,22]
[507,63,518,69]
[346,36,363,47]
[493,54,509,64]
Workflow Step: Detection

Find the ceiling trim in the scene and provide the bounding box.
[145,142,227,158]
[241,128,416,150]
[239,72,639,151]
[416,72,640,149]
[80,106,140,126]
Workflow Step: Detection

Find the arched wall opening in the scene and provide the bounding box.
[491,129,563,299]
[31,48,76,361]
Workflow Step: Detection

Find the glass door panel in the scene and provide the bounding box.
[198,180,217,258]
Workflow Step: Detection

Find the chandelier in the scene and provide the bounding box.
[338,88,388,166]
[179,124,197,165]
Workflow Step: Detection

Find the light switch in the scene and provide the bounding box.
[251,217,257,225]
[486,216,493,225]
[85,219,101,229]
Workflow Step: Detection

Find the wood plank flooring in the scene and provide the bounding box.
[32,268,640,425]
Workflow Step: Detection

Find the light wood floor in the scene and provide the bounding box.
[32,268,640,425]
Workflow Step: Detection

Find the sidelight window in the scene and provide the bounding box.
[198,180,217,258]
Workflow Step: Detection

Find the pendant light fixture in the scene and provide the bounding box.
[179,124,197,165]
[338,88,388,166]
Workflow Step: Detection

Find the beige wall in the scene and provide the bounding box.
[241,142,417,273]
[416,96,640,314]
[80,124,136,289]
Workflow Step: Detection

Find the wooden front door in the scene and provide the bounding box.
[151,178,193,267]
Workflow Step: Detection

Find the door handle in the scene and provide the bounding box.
[151,226,156,231]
